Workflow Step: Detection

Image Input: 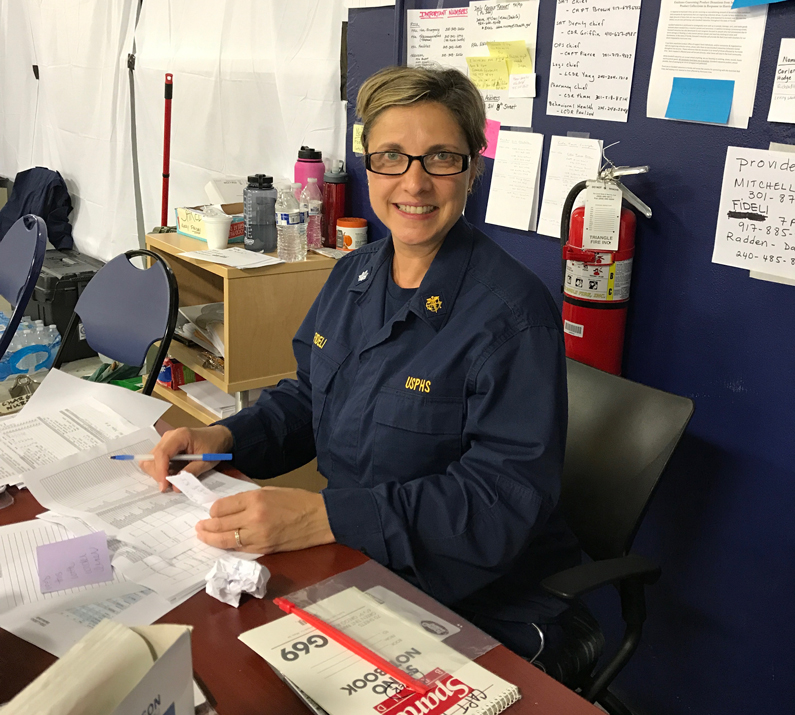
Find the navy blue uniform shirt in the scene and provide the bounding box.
[221,217,579,626]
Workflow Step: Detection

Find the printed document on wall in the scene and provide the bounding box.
[407,7,468,73]
[537,136,603,239]
[547,0,641,122]
[466,0,540,127]
[713,146,795,280]
[768,39,795,124]
[485,130,543,231]
[646,0,767,129]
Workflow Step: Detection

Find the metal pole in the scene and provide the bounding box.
[160,73,173,227]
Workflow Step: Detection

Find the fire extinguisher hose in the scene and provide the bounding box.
[559,180,588,292]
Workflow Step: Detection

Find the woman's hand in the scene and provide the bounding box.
[196,486,335,554]
[141,425,234,491]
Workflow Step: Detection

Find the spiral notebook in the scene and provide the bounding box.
[240,587,520,715]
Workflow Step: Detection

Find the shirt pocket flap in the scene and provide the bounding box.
[310,342,351,392]
[374,391,463,435]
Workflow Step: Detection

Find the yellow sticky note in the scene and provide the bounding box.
[466,56,509,90]
[487,41,533,75]
[352,123,365,155]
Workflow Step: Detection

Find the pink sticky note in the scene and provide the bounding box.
[37,531,113,593]
[482,119,501,159]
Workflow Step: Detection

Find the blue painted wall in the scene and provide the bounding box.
[346,3,795,714]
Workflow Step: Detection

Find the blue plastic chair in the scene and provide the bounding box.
[0,215,47,361]
[51,249,179,395]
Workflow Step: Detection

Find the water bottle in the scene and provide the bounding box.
[300,178,323,250]
[294,146,325,192]
[243,174,278,253]
[291,182,303,203]
[322,161,349,247]
[276,184,307,262]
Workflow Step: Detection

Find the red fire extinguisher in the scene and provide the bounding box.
[560,166,651,375]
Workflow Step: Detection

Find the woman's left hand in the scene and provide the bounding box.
[195,486,335,554]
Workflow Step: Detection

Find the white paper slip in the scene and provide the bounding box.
[547,0,641,123]
[179,246,283,269]
[537,136,603,239]
[582,182,623,250]
[179,380,236,419]
[712,146,795,281]
[407,7,469,73]
[166,471,220,507]
[485,130,543,231]
[768,39,795,124]
[646,0,767,129]
[509,73,536,98]
[239,587,519,715]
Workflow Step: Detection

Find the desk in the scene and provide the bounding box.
[0,486,601,715]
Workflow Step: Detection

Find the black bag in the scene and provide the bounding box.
[0,167,74,249]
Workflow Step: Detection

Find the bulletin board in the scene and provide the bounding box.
[345,3,795,715]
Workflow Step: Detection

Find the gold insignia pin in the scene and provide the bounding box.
[425,296,442,313]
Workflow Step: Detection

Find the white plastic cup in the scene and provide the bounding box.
[203,213,233,249]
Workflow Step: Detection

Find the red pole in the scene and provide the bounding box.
[161,73,173,227]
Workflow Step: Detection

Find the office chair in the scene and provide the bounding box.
[0,215,47,360]
[542,358,694,715]
[52,249,179,395]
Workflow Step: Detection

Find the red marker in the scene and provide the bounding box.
[273,597,430,695]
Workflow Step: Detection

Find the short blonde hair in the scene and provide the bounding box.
[356,66,487,175]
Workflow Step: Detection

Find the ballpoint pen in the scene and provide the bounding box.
[109,453,233,461]
[273,597,431,695]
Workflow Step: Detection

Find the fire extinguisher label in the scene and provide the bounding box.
[564,320,584,337]
[565,257,633,301]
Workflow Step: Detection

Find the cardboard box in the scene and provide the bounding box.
[175,202,245,243]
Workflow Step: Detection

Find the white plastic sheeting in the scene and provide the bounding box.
[0,0,347,261]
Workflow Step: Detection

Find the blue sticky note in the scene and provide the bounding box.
[732,0,785,8]
[665,77,735,124]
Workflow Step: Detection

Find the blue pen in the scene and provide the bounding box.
[110,453,232,462]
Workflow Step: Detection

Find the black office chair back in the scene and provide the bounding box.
[52,249,178,395]
[563,358,695,562]
[0,215,47,360]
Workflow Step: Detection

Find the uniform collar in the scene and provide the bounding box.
[347,216,475,332]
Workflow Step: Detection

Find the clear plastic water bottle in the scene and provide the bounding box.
[300,178,323,250]
[276,184,307,263]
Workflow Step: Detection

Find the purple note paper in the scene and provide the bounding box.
[37,531,113,593]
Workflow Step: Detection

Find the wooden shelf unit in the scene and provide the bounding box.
[145,233,334,423]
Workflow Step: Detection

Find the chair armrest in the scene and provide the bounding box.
[541,553,661,600]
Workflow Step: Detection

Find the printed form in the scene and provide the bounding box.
[646,0,767,128]
[24,429,260,602]
[0,399,138,487]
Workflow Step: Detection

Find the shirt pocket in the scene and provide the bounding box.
[309,340,350,437]
[372,389,464,482]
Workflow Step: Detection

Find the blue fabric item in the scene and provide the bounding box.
[0,168,74,249]
[220,217,580,624]
[74,254,172,366]
[0,215,47,359]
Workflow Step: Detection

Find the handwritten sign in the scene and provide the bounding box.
[407,7,469,73]
[547,0,641,123]
[713,146,795,280]
[466,56,509,90]
[487,40,533,73]
[768,39,795,124]
[37,531,112,593]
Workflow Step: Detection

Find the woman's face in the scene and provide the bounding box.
[366,101,474,252]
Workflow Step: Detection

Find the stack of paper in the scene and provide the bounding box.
[176,303,225,358]
[180,246,283,269]
[179,380,236,419]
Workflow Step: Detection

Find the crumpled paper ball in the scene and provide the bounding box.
[205,554,270,607]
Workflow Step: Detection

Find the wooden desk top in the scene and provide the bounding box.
[0,487,601,715]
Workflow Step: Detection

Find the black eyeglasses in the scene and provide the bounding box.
[365,151,470,176]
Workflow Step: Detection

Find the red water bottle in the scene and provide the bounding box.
[322,161,349,248]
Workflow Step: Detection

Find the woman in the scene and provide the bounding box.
[144,66,580,668]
